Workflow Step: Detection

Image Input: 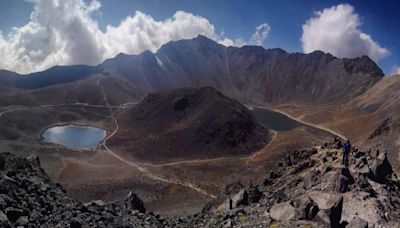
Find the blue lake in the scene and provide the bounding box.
[250,108,302,131]
[42,125,106,149]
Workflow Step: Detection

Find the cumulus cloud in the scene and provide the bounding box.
[0,0,270,74]
[301,4,389,62]
[0,0,104,74]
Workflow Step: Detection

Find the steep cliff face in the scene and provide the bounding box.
[108,87,270,163]
[102,35,384,104]
[227,49,383,104]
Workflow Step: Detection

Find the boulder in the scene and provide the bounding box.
[337,174,350,193]
[4,207,23,223]
[0,211,11,228]
[231,189,248,208]
[308,192,342,210]
[270,201,295,221]
[368,152,393,183]
[354,151,366,159]
[313,210,331,225]
[318,167,354,193]
[15,216,29,226]
[336,168,354,193]
[347,218,368,228]
[293,195,319,220]
[27,155,41,169]
[124,192,146,213]
[247,186,262,203]
[291,160,315,174]
[303,169,320,190]
[308,192,343,227]
[224,218,233,227]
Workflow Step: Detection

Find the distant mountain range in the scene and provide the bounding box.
[0,35,384,105]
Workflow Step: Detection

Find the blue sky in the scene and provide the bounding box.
[0,0,398,75]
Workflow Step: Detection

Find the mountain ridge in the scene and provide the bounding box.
[0,35,384,106]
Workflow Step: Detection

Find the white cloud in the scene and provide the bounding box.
[249,23,270,46]
[391,66,400,76]
[218,37,246,47]
[101,10,223,59]
[301,4,389,63]
[0,0,270,74]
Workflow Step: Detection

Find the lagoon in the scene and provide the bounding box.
[42,125,106,150]
[251,108,302,131]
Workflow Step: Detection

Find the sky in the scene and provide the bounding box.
[0,0,399,75]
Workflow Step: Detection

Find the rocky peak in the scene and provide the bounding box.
[343,55,384,77]
[102,52,136,66]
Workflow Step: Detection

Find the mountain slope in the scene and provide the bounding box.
[102,35,384,104]
[0,35,384,107]
[108,87,270,163]
[0,65,102,91]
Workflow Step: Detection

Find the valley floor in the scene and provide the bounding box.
[0,105,334,215]
[0,86,338,215]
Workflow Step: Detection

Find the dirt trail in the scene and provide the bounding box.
[0,103,121,118]
[250,104,347,140]
[271,108,348,140]
[145,131,278,167]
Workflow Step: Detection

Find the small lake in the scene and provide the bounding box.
[42,125,106,150]
[251,108,302,131]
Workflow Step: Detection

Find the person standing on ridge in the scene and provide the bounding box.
[342,140,351,166]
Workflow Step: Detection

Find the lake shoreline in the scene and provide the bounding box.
[41,123,107,151]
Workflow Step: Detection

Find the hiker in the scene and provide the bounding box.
[342,140,351,165]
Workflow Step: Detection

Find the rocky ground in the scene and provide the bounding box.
[199,141,400,227]
[1,138,400,227]
[0,152,173,227]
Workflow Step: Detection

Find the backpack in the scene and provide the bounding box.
[344,143,350,153]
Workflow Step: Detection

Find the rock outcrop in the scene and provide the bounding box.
[202,140,400,227]
[0,152,174,227]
